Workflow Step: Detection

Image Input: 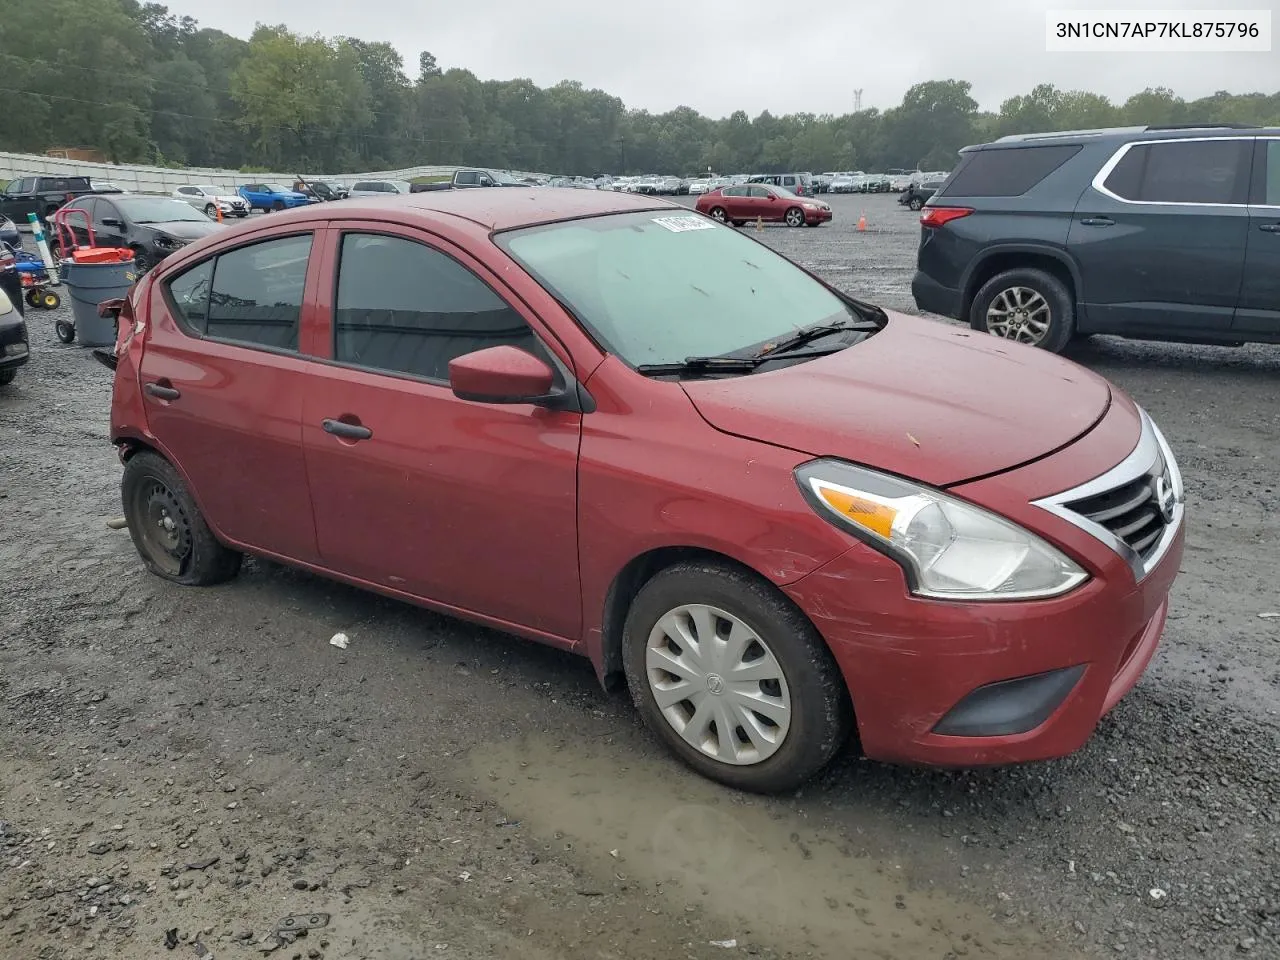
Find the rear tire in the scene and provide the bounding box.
[908,197,924,211]
[970,267,1076,354]
[121,451,242,586]
[708,206,727,223]
[622,561,852,794]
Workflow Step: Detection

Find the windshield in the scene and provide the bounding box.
[116,197,211,223]
[264,184,288,193]
[492,171,522,185]
[195,186,220,194]
[499,211,876,367]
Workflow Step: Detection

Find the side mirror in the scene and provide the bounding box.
[449,346,556,404]
[100,217,121,227]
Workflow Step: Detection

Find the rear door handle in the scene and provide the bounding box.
[1258,223,1280,233]
[144,382,180,400]
[1079,216,1115,227]
[322,418,372,441]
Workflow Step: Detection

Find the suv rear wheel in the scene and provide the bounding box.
[970,267,1075,353]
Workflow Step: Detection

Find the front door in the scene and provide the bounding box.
[1237,138,1280,336]
[1068,137,1252,337]
[747,185,780,221]
[301,225,583,640]
[138,231,322,563]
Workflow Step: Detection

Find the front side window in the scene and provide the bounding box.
[333,233,536,381]
[456,172,479,186]
[202,234,312,350]
[1265,141,1280,205]
[500,211,876,367]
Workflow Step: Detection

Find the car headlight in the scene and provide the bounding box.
[152,234,184,250]
[795,459,1088,600]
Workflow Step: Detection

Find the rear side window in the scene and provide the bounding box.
[167,260,214,331]
[941,145,1082,197]
[333,233,536,381]
[202,235,312,350]
[1103,139,1251,205]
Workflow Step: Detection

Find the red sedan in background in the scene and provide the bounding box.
[695,183,833,227]
[101,189,1182,793]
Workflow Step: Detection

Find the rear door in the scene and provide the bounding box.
[1237,138,1280,336]
[1068,137,1252,337]
[138,231,323,563]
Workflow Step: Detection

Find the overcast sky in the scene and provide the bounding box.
[167,0,1280,117]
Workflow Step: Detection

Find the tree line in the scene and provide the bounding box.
[4,0,1280,177]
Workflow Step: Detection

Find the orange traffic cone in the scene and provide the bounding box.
[756,215,763,231]
[215,205,223,223]
[857,213,867,232]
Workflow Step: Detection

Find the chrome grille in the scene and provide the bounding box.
[1062,460,1168,562]
[1031,408,1183,582]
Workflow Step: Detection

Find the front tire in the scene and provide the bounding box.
[204,203,218,218]
[622,561,852,794]
[121,451,242,586]
[0,368,15,386]
[784,207,805,227]
[129,247,151,274]
[970,267,1076,353]
[271,200,285,212]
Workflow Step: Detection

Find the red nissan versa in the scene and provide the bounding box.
[101,189,1184,794]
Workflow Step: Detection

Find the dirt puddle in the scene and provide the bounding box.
[464,736,1082,960]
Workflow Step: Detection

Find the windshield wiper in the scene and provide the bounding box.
[754,319,877,360]
[636,356,762,377]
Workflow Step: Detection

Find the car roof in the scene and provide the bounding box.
[255,188,681,231]
[968,123,1276,152]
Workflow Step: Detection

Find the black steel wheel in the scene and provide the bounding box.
[55,320,75,343]
[121,452,242,585]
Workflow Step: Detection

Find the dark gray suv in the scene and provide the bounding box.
[911,124,1279,352]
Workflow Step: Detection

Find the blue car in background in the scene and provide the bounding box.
[237,183,315,213]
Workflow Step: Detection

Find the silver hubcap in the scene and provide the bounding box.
[986,286,1051,344]
[787,210,802,225]
[645,604,792,766]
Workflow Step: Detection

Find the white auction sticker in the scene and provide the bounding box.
[651,215,718,232]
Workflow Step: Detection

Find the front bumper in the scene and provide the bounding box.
[782,406,1184,768]
[805,207,833,224]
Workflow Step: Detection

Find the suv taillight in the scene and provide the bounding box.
[920,207,973,228]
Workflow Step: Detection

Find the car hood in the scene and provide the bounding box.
[680,312,1112,488]
[149,220,227,240]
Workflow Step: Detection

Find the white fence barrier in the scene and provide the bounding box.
[0,151,545,193]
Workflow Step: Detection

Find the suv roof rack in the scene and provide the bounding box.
[994,123,1260,144]
[1144,122,1259,130]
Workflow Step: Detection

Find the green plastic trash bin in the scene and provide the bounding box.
[60,258,137,347]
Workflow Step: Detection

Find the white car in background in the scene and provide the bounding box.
[347,179,412,198]
[173,185,249,218]
[686,179,711,194]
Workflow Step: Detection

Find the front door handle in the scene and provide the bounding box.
[144,382,180,400]
[1079,216,1115,227]
[322,418,372,441]
[1258,223,1280,233]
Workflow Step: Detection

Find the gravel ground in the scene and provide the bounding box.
[1,191,1277,960]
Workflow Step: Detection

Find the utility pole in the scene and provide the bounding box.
[853,89,863,112]
[618,136,626,173]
